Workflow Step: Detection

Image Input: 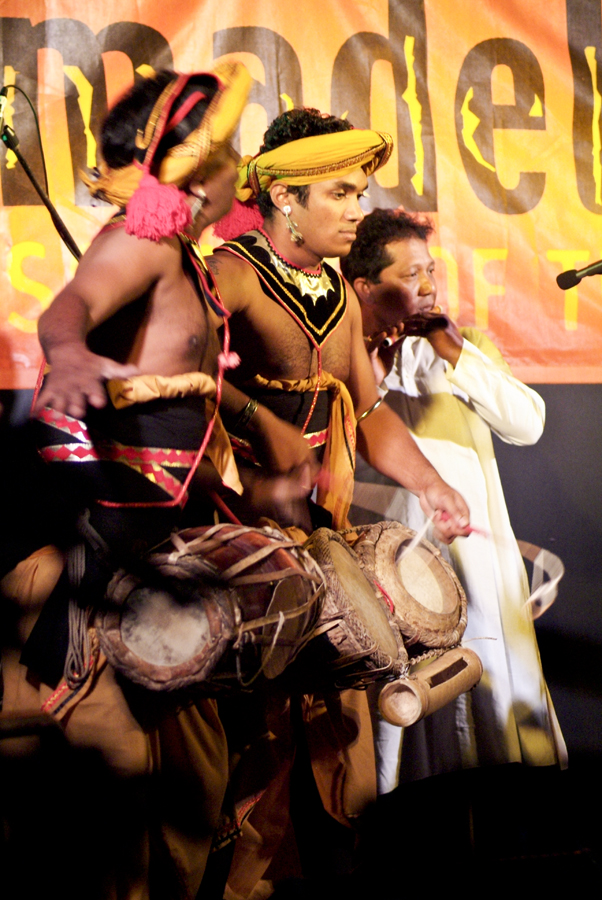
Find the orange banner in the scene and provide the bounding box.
[1,0,601,386]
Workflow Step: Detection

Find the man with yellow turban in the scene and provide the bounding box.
[3,64,256,900]
[205,107,473,895]
[211,108,470,538]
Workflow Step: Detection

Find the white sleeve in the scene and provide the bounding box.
[445,338,545,446]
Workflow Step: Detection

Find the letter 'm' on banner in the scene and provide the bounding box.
[0,17,107,206]
[97,22,173,75]
[0,17,173,208]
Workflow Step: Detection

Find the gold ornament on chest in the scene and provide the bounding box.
[268,248,334,306]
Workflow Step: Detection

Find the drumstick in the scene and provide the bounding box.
[396,518,431,563]
[397,515,491,560]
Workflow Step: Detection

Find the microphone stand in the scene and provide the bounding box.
[1,124,81,261]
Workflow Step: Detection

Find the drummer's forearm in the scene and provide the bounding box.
[220,381,254,423]
[356,403,470,539]
[356,403,439,495]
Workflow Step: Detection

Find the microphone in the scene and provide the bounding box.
[556,259,602,290]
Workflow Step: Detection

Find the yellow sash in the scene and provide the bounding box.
[250,371,356,529]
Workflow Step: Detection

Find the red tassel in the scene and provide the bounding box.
[212,198,264,242]
[218,350,241,370]
[125,173,192,240]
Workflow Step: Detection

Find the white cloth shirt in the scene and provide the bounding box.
[351,329,567,792]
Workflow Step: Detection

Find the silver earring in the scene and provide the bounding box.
[282,204,304,244]
[190,188,207,219]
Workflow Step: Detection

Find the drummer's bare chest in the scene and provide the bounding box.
[90,268,211,373]
[231,286,351,382]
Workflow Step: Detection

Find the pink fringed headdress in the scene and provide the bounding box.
[82,63,251,241]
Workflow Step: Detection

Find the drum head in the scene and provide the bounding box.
[353,521,467,648]
[121,586,217,667]
[328,540,399,661]
[98,570,233,691]
[395,542,459,615]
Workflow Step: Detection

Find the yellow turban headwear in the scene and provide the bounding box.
[235,129,393,202]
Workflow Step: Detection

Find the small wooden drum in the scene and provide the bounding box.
[96,523,324,691]
[351,521,467,649]
[378,647,483,727]
[297,528,408,688]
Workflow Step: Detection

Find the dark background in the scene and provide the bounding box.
[493,382,602,765]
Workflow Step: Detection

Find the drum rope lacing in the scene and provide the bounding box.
[406,643,461,669]
[64,541,89,688]
[234,612,286,688]
[308,610,396,684]
[167,523,325,687]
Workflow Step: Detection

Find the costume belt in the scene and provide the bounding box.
[250,371,356,530]
[38,372,242,504]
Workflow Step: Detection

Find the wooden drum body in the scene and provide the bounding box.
[299,528,407,688]
[97,523,323,691]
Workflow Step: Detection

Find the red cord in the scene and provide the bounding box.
[208,490,242,525]
[374,579,395,614]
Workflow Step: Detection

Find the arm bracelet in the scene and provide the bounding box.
[233,397,259,433]
[356,396,384,424]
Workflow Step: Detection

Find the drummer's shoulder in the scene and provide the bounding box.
[77,223,181,284]
[207,249,258,312]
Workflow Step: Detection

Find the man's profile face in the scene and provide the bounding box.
[185,143,239,238]
[286,168,368,262]
[372,237,437,326]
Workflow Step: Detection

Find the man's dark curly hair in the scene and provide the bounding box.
[101,70,218,172]
[340,208,434,285]
[256,107,354,218]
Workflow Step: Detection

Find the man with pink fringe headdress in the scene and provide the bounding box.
[3,64,255,900]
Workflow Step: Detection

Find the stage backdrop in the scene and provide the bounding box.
[1,0,602,387]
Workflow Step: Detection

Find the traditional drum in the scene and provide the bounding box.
[351,521,467,649]
[298,528,408,689]
[96,523,324,691]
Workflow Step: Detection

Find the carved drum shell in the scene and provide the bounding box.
[299,528,408,688]
[97,523,323,691]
